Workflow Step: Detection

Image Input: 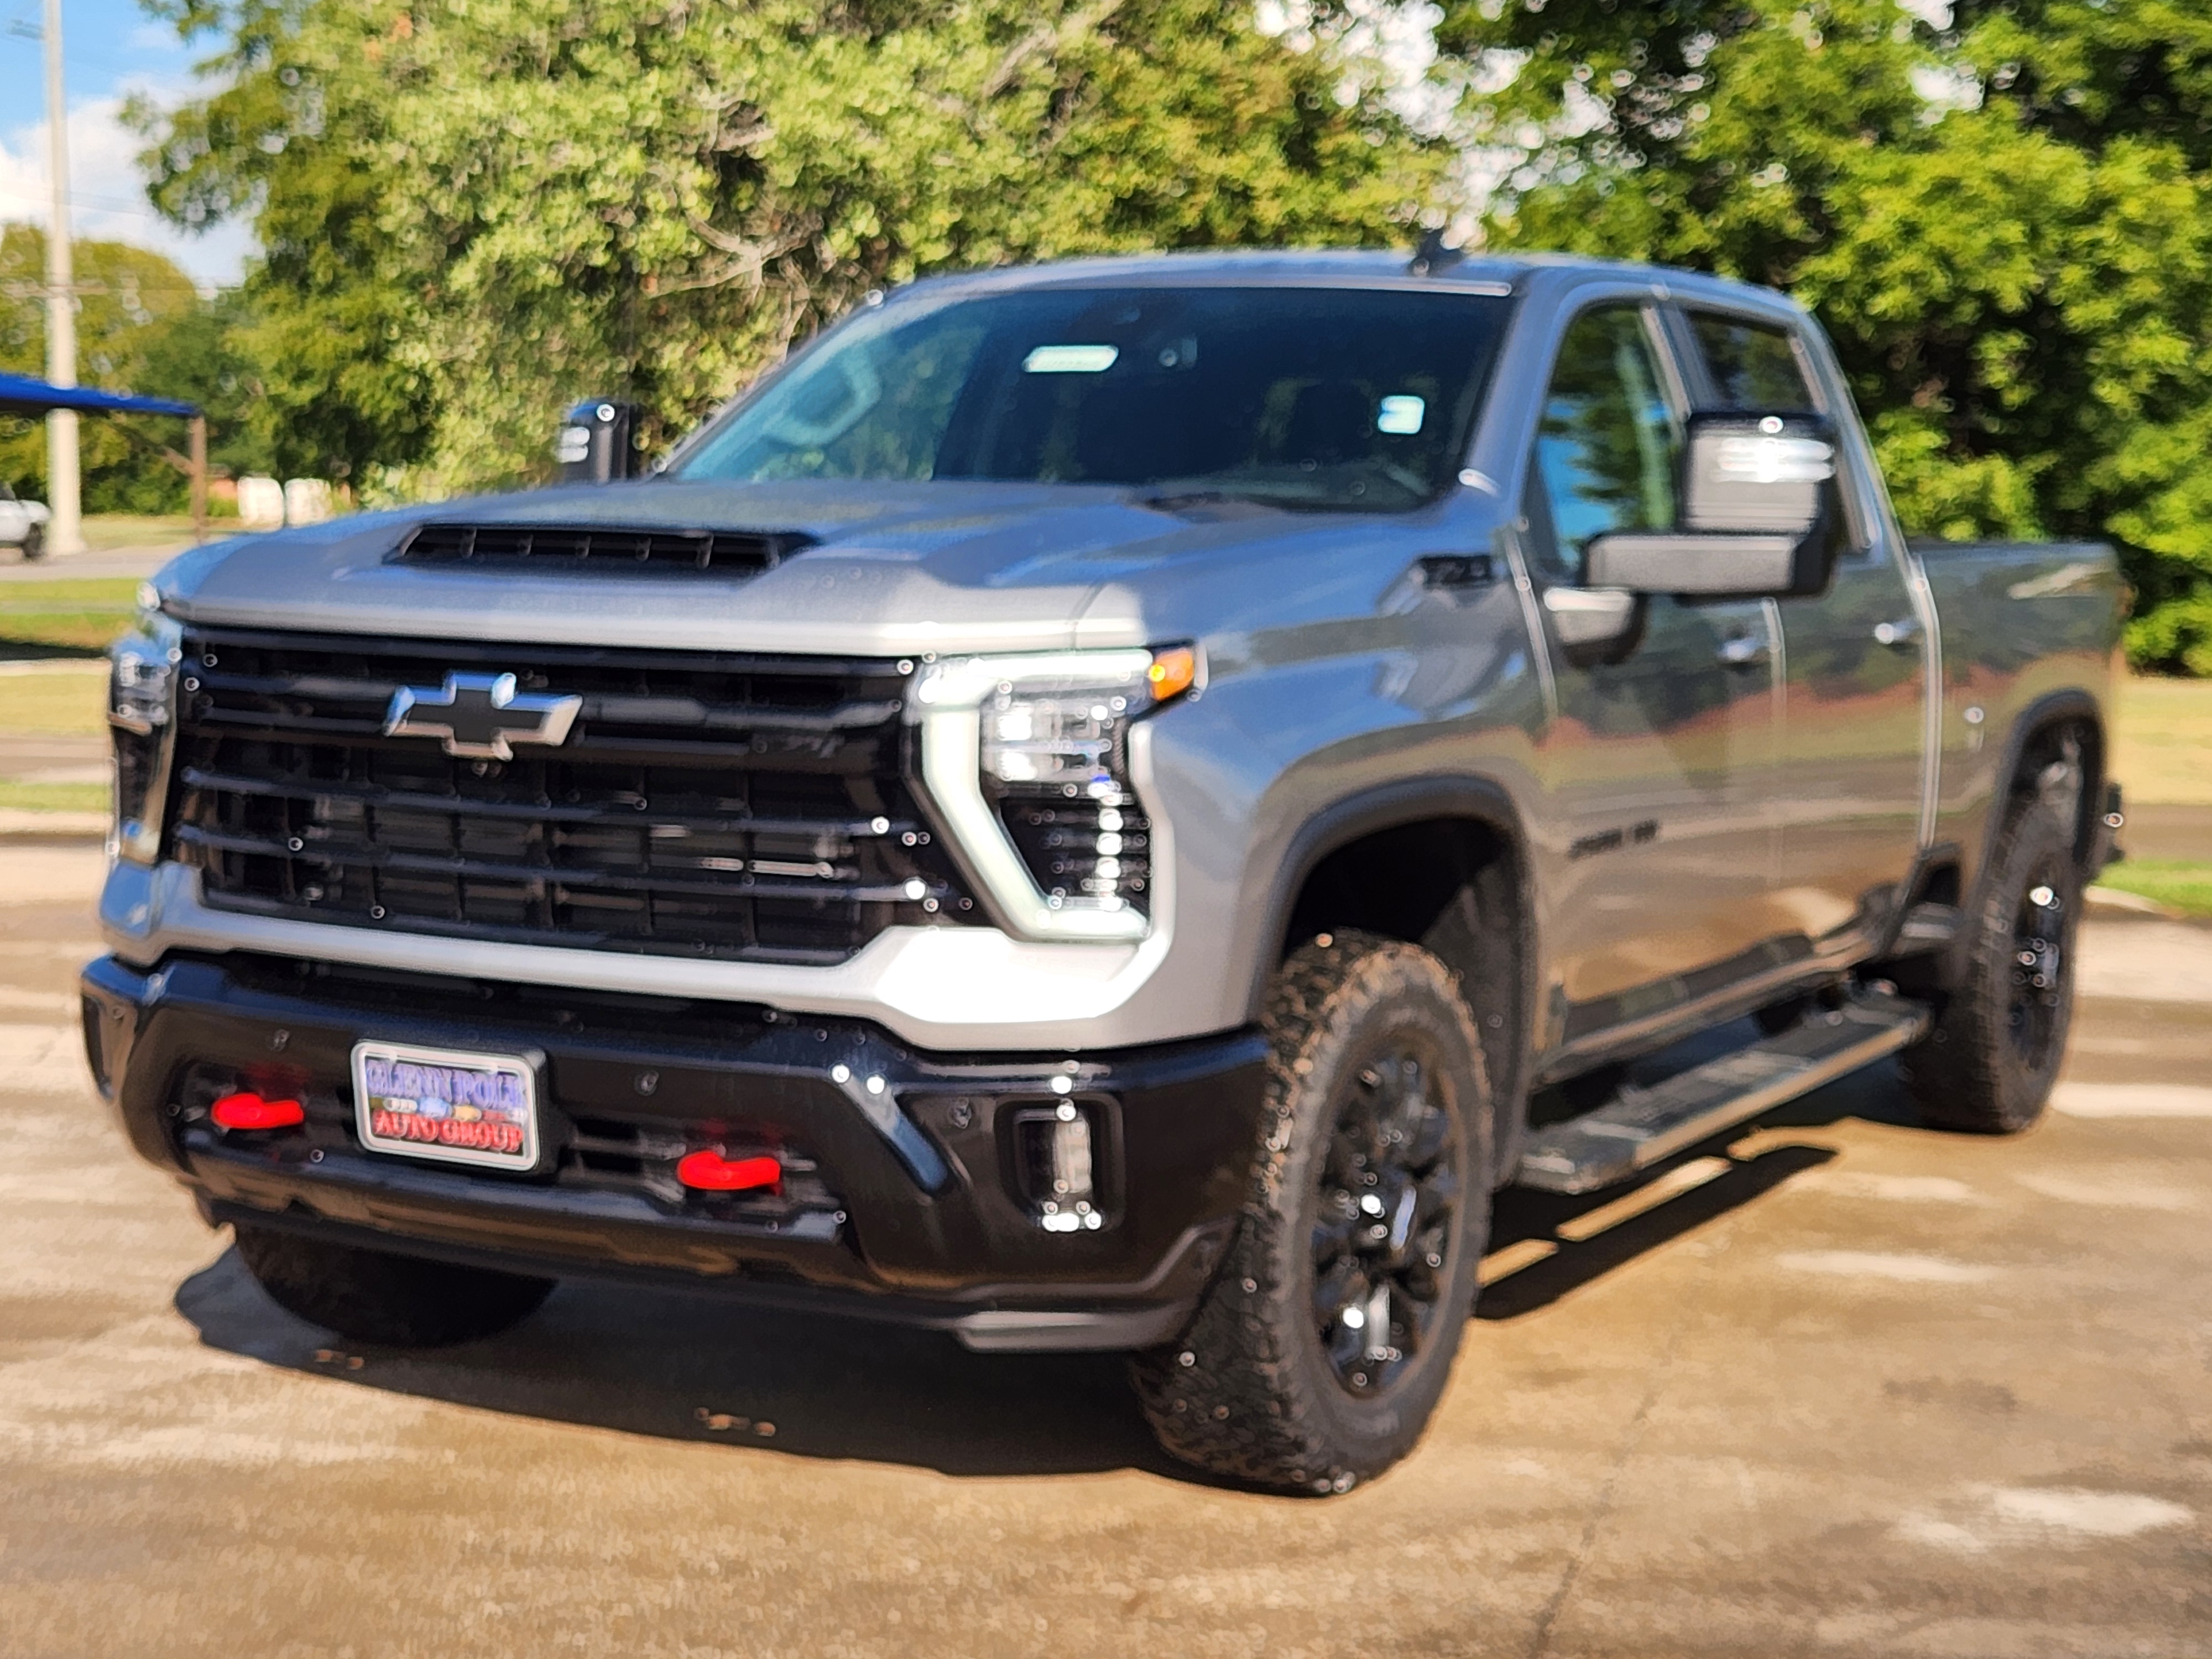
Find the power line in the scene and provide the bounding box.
[0,186,179,218]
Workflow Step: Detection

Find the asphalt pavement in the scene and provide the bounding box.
[1,843,2206,1657]
[0,540,198,583]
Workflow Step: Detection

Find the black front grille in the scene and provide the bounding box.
[166,628,974,963]
[393,521,813,577]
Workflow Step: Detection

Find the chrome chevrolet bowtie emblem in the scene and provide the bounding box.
[383,672,582,760]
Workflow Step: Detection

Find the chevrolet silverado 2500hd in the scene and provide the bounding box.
[82,252,2125,1493]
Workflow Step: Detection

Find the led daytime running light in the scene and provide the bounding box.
[911,645,1196,942]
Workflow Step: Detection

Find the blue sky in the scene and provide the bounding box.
[0,0,252,287]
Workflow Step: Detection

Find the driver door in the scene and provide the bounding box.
[1523,301,1784,1042]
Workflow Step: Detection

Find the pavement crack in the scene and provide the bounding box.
[1522,1246,1709,1659]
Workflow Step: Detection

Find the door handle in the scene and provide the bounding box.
[1717,634,1770,668]
[1873,617,1922,648]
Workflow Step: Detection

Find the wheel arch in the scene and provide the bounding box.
[1246,776,1538,1175]
[1984,689,2107,885]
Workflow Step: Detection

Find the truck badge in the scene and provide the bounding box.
[383,672,582,759]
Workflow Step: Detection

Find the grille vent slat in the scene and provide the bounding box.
[393,521,815,578]
[166,629,974,964]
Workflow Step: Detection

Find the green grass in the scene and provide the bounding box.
[0,579,143,654]
[2113,674,2212,806]
[0,663,109,734]
[2096,859,2212,920]
[0,781,108,813]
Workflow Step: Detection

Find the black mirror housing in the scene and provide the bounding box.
[1584,531,1808,596]
[555,399,640,484]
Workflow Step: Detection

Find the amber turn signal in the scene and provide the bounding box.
[676,1150,782,1192]
[1146,645,1198,703]
[209,1092,306,1130]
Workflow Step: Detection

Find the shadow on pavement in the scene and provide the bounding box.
[177,1248,1184,1481]
[1477,1034,1916,1321]
[173,1030,1916,1474]
[0,642,107,661]
[1481,1142,1838,1319]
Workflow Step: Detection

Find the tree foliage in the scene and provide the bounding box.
[1436,0,2212,671]
[0,226,269,512]
[138,0,1441,494]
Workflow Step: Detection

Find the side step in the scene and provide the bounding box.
[1515,990,1931,1196]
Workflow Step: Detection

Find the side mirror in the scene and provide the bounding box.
[1584,413,1839,598]
[1683,413,1832,534]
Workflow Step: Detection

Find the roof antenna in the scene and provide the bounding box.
[1408,227,1467,278]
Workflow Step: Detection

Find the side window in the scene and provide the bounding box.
[1687,312,1818,412]
[1531,306,1682,575]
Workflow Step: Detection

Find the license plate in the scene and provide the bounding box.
[352,1040,541,1172]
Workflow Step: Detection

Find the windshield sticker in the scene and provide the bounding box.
[1023,344,1120,374]
[1377,395,1426,435]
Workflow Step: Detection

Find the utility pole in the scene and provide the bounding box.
[43,0,84,556]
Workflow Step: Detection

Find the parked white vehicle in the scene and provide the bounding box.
[0,480,51,560]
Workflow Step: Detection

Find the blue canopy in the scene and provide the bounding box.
[0,371,197,419]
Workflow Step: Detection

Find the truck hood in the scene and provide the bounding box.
[155,477,1437,657]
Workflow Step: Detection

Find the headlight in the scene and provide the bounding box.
[912,646,1197,942]
[109,594,182,864]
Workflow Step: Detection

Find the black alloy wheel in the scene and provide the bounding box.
[2006,865,2069,1074]
[1130,931,1493,1494]
[1311,1042,1464,1399]
[1902,794,2080,1134]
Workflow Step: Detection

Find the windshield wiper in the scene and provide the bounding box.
[1135,487,1290,514]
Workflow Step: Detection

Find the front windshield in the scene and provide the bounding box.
[673,285,1512,512]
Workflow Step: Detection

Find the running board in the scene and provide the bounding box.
[1515,990,1930,1196]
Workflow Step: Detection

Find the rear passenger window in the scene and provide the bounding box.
[1688,313,1818,412]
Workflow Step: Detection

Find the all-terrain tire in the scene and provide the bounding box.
[233,1223,555,1347]
[1900,796,2080,1133]
[1131,932,1494,1495]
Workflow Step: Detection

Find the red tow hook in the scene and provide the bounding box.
[209,1092,306,1130]
[676,1150,782,1193]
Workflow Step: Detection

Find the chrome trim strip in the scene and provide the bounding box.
[98,860,1180,1052]
[1902,547,1944,848]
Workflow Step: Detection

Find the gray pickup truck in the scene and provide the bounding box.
[82,251,2124,1494]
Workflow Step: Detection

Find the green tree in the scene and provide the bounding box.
[0,226,234,513]
[1436,0,2212,671]
[138,0,1442,495]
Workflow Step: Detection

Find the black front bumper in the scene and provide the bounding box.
[81,951,1267,1351]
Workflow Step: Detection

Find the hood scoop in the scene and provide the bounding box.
[391,521,816,577]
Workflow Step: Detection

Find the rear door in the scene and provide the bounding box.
[1673,306,1927,955]
[1522,298,1783,1040]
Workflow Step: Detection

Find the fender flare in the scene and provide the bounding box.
[1239,775,1541,1176]
[1978,688,2104,888]
[1241,773,1535,1020]
[1933,688,2105,993]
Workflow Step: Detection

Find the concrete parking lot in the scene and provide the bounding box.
[1,841,2206,1658]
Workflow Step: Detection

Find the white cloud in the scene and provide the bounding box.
[0,84,254,290]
